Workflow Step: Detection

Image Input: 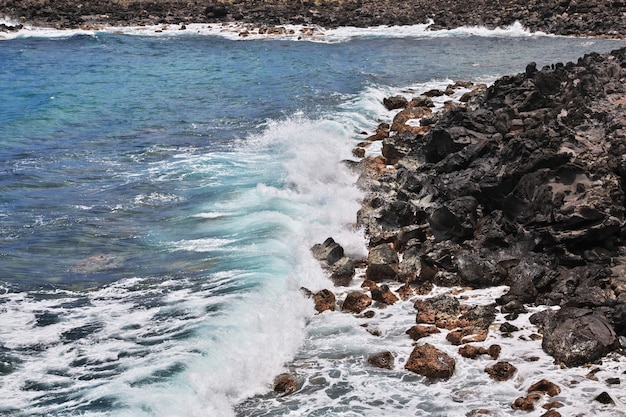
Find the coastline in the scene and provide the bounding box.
[1,0,626,39]
[4,1,626,415]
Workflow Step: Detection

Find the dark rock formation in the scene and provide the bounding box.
[353,47,626,366]
[2,0,625,38]
[311,238,355,286]
[540,307,620,366]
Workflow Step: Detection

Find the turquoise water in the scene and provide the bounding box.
[0,28,624,416]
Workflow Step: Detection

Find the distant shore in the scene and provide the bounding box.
[1,0,626,38]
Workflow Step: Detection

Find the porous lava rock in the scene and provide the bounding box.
[405,343,456,379]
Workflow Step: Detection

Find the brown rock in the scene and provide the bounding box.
[367,351,394,369]
[405,343,456,379]
[447,328,488,345]
[371,284,399,305]
[342,291,372,314]
[313,289,336,313]
[406,324,440,341]
[397,283,414,300]
[528,379,561,397]
[414,294,460,329]
[274,373,297,394]
[512,392,543,411]
[487,344,502,359]
[485,361,517,381]
[458,344,483,358]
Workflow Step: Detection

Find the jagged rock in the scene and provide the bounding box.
[528,379,561,397]
[512,392,544,411]
[371,284,399,305]
[485,361,517,381]
[366,243,399,282]
[330,256,355,286]
[367,351,394,369]
[406,324,440,340]
[383,95,408,111]
[458,344,500,359]
[313,289,336,313]
[311,237,344,265]
[541,307,620,366]
[274,374,297,394]
[594,392,615,405]
[405,343,455,379]
[342,291,372,314]
[414,294,460,329]
[311,238,356,286]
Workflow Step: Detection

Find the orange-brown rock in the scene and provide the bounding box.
[397,283,414,300]
[313,289,336,313]
[414,294,460,329]
[512,392,543,411]
[367,351,394,369]
[405,343,455,379]
[406,324,440,341]
[528,379,561,397]
[446,328,488,345]
[371,284,399,305]
[342,291,372,314]
[274,374,297,394]
[485,361,517,381]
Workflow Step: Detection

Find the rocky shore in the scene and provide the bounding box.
[303,46,626,412]
[1,0,626,38]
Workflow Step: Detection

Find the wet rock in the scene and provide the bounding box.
[541,307,620,366]
[512,392,544,411]
[406,324,440,341]
[383,95,408,111]
[342,291,372,314]
[371,284,399,305]
[367,351,394,369]
[405,343,456,379]
[274,373,297,394]
[313,289,336,313]
[485,361,517,381]
[458,344,501,359]
[366,243,399,282]
[311,237,344,265]
[528,379,561,397]
[414,294,460,329]
[594,391,615,405]
[329,256,355,286]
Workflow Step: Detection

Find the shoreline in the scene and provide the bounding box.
[1,0,626,39]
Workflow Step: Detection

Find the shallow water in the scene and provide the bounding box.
[0,23,625,416]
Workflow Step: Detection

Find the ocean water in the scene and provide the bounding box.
[1,22,625,417]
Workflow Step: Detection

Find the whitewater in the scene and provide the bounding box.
[0,21,625,417]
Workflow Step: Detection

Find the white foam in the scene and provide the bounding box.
[1,20,550,42]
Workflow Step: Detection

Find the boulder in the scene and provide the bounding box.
[414,294,460,329]
[311,237,344,265]
[371,284,399,305]
[485,361,517,381]
[406,324,440,341]
[313,289,336,313]
[273,374,297,394]
[366,243,399,282]
[342,291,372,314]
[383,95,408,111]
[528,379,561,397]
[367,351,394,369]
[541,307,620,366]
[405,343,456,379]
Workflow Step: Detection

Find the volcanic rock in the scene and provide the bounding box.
[342,291,372,314]
[540,307,620,366]
[274,374,297,394]
[367,351,394,369]
[485,361,517,381]
[405,343,456,379]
